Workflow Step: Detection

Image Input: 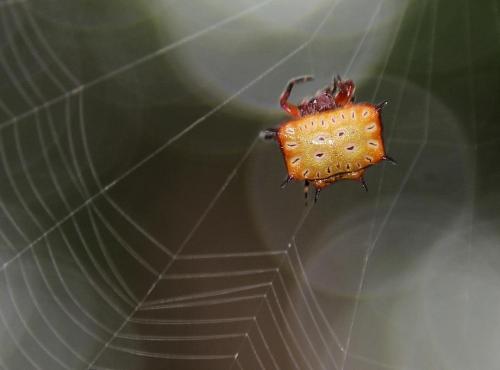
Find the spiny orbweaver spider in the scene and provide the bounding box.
[263,75,396,203]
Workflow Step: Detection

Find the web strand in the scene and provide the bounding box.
[0,0,465,368]
[0,0,272,131]
[340,1,437,368]
[0,0,274,272]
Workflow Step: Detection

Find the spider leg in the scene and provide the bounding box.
[281,175,294,188]
[328,74,341,94]
[260,128,278,141]
[304,180,310,205]
[333,78,355,107]
[280,75,314,117]
[360,177,368,192]
[382,155,397,165]
[314,188,321,203]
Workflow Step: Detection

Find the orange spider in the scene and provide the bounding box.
[264,75,395,202]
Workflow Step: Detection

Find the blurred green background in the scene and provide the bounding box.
[0,0,499,369]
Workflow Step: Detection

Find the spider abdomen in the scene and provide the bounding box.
[277,103,385,182]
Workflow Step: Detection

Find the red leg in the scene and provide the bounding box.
[280,75,313,117]
[334,79,356,107]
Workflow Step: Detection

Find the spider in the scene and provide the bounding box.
[264,75,395,203]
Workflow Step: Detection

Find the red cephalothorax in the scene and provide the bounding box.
[264,75,395,203]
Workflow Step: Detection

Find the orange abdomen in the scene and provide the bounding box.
[277,103,385,181]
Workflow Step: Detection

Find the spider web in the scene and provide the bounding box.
[0,0,499,369]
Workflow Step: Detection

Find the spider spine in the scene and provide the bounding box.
[376,100,389,111]
[382,155,397,165]
[261,128,278,140]
[280,175,294,188]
